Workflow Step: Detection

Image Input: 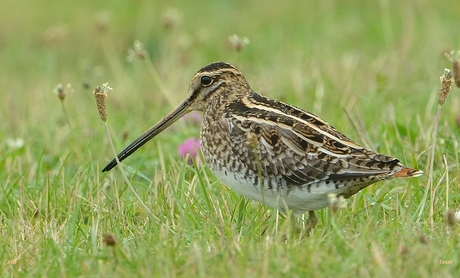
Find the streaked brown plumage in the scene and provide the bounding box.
[103,62,422,232]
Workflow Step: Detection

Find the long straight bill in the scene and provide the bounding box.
[102,100,191,172]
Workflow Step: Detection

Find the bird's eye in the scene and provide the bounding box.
[200,76,213,86]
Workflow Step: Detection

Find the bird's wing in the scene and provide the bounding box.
[220,92,404,186]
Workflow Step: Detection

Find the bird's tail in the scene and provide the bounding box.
[391,167,423,178]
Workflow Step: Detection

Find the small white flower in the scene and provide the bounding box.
[6,138,24,150]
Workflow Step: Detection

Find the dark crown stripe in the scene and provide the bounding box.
[198,62,236,73]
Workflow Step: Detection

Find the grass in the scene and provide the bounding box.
[1,0,460,276]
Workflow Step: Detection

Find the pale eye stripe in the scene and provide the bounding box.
[242,97,362,149]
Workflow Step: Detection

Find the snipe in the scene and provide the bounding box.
[103,62,422,232]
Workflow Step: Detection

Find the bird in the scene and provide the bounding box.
[102,61,422,233]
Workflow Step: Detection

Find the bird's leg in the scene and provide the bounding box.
[305,211,318,234]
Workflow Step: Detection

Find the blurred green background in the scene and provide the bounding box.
[1,0,459,276]
[1,0,458,166]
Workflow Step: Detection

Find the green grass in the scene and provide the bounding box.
[1,0,460,276]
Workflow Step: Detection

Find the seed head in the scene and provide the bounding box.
[161,7,182,30]
[93,82,112,122]
[54,83,73,101]
[246,132,259,149]
[55,84,65,100]
[94,11,110,34]
[127,41,147,62]
[228,34,250,52]
[437,69,453,105]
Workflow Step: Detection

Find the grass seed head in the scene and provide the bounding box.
[55,84,65,100]
[246,131,259,149]
[127,40,147,62]
[54,83,73,101]
[437,69,453,105]
[161,7,182,30]
[228,34,250,52]
[93,82,112,122]
[94,11,110,34]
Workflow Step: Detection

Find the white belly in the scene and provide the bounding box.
[211,168,339,214]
